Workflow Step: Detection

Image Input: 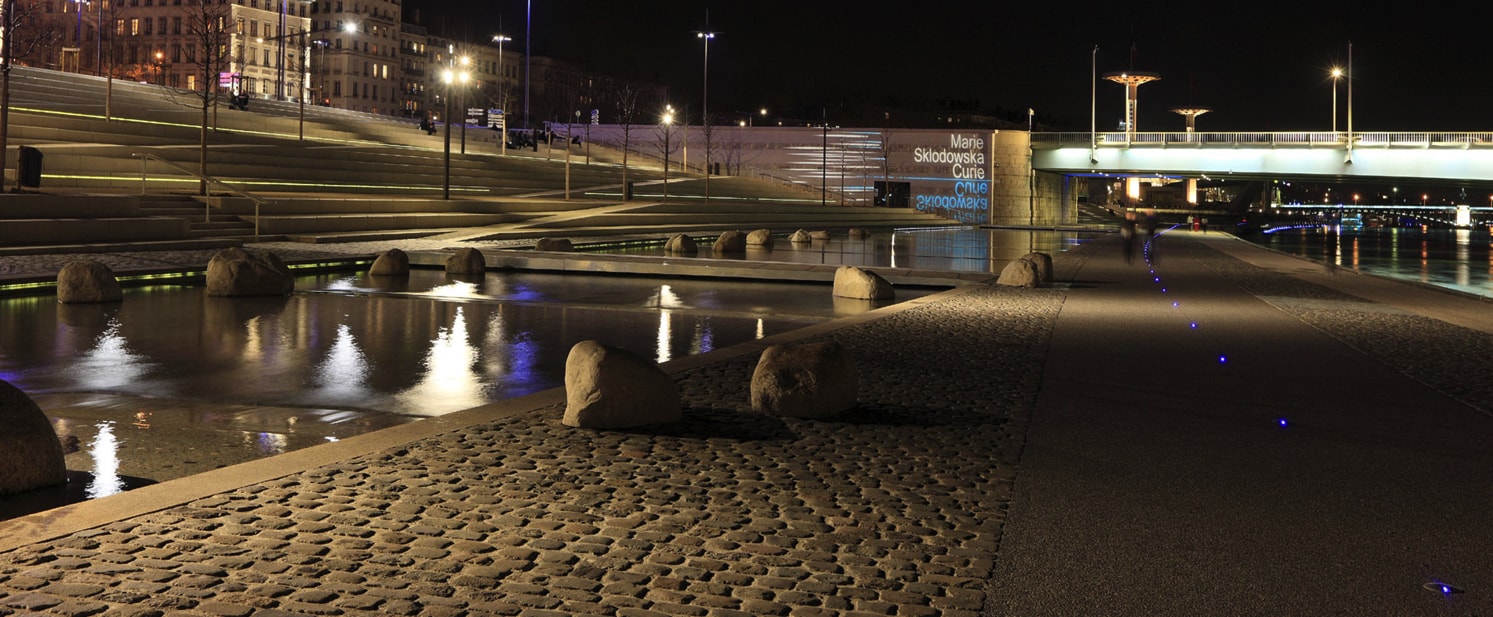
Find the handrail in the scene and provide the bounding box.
[132,152,271,239]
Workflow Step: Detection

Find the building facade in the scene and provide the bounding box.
[309,0,399,114]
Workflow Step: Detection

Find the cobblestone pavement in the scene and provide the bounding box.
[0,242,1090,616]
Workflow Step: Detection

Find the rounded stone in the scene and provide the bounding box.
[1020,252,1053,283]
[746,229,774,247]
[789,229,811,243]
[535,238,574,252]
[445,247,487,274]
[713,230,747,254]
[997,258,1043,288]
[206,247,294,297]
[368,248,410,276]
[665,233,698,254]
[750,341,857,419]
[56,259,123,304]
[832,266,894,300]
[563,341,681,429]
[0,378,68,495]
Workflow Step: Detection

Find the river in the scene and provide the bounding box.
[1242,225,1493,299]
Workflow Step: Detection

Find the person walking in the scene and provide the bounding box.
[1120,213,1137,264]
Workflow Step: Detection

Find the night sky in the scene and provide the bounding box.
[406,2,1491,132]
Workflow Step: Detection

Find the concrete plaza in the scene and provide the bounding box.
[0,231,1490,616]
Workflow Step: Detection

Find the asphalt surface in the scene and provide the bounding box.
[1,231,1490,616]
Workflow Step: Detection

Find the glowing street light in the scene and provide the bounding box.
[697,29,716,203]
[665,109,677,203]
[443,65,471,200]
[493,34,512,156]
[459,55,472,154]
[1330,66,1343,134]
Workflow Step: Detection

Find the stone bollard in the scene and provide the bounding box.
[833,266,895,300]
[713,230,747,254]
[535,238,574,252]
[562,341,681,429]
[369,248,410,276]
[746,229,774,248]
[789,229,812,243]
[445,247,487,275]
[206,247,294,297]
[56,259,123,304]
[848,228,871,239]
[997,257,1043,288]
[665,233,698,254]
[809,230,832,241]
[0,379,68,495]
[750,340,857,419]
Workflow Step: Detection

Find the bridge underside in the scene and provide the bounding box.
[1035,147,1493,186]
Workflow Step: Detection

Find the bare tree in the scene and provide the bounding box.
[611,80,640,191]
[182,0,233,195]
[0,0,62,191]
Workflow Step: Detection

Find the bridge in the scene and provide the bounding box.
[1032,132,1493,185]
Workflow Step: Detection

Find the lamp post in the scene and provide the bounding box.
[443,65,469,200]
[154,50,164,85]
[1330,66,1342,135]
[697,30,715,203]
[659,110,671,204]
[493,34,511,156]
[459,54,471,154]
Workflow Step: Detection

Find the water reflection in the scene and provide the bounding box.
[4,269,923,423]
[1251,226,1493,298]
[396,307,485,415]
[85,421,122,499]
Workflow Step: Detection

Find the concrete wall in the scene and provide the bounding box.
[581,124,1075,227]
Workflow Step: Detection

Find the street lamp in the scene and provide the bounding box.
[697,30,715,202]
[1330,67,1343,135]
[459,54,471,154]
[493,34,512,156]
[659,110,671,204]
[443,66,470,200]
[153,50,164,85]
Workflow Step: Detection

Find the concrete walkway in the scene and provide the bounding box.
[1,232,1490,616]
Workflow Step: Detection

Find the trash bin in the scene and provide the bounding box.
[17,146,42,189]
[624,181,635,201]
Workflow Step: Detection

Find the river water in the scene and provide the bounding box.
[1243,225,1493,299]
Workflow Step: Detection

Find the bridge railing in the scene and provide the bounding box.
[1033,131,1493,148]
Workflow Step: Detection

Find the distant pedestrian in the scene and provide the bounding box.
[1121,213,1137,264]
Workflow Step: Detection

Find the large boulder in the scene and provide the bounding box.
[713,230,747,254]
[750,341,857,419]
[1021,252,1054,284]
[368,248,410,276]
[0,379,68,495]
[997,257,1043,288]
[56,259,123,304]
[664,233,698,254]
[535,238,574,252]
[746,229,774,247]
[563,341,681,429]
[848,228,871,239]
[788,229,812,243]
[446,247,487,274]
[832,266,894,300]
[206,247,294,297]
[809,230,832,241]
